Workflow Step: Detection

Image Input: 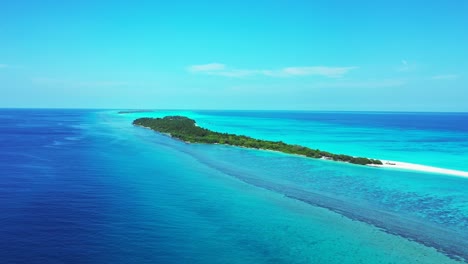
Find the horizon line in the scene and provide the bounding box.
[1,107,468,114]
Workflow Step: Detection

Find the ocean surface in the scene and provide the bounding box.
[1,109,467,264]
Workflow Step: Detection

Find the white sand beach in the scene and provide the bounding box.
[369,160,468,178]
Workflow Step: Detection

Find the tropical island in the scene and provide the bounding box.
[133,116,383,166]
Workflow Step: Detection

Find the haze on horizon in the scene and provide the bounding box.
[1,1,467,111]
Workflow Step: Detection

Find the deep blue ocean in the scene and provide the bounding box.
[1,109,467,264]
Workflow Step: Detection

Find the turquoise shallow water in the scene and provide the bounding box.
[1,109,467,263]
[126,110,468,172]
[117,110,468,261]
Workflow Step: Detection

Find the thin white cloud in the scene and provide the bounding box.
[187,64,358,78]
[431,74,458,80]
[397,59,415,72]
[280,66,357,77]
[188,63,226,72]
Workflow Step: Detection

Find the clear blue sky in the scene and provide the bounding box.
[1,0,467,111]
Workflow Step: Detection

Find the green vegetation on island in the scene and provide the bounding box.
[133,116,383,166]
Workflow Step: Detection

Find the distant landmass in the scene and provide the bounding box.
[133,116,383,166]
[118,110,156,114]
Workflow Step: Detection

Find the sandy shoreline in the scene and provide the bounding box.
[369,160,468,178]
